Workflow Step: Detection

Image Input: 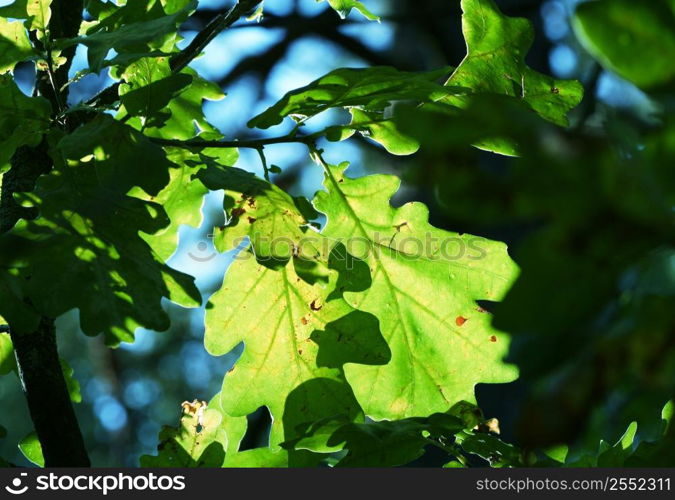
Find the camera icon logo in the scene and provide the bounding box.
[5,473,29,495]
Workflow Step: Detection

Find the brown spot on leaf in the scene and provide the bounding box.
[455,316,467,326]
[231,207,245,218]
[300,317,308,325]
[551,87,560,94]
[490,335,497,343]
[310,299,322,311]
[247,216,257,224]
[298,349,303,355]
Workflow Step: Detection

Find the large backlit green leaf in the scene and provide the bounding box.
[313,162,518,420]
[443,0,583,128]
[205,243,389,447]
[573,0,675,90]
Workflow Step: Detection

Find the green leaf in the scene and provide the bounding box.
[0,0,28,19]
[248,66,454,129]
[120,56,193,119]
[0,76,51,175]
[142,396,300,467]
[460,433,521,467]
[130,148,237,262]
[19,431,44,467]
[0,332,15,375]
[573,0,675,91]
[205,243,390,447]
[60,358,82,404]
[346,107,420,156]
[596,421,638,467]
[0,120,201,343]
[443,0,583,128]
[313,162,518,419]
[223,447,291,467]
[317,0,380,21]
[141,400,232,467]
[394,95,550,157]
[56,115,171,196]
[626,401,675,467]
[65,0,196,72]
[130,69,225,140]
[0,18,33,75]
[289,411,466,467]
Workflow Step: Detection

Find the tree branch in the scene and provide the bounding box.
[151,133,317,150]
[10,320,90,467]
[2,0,91,467]
[169,0,263,73]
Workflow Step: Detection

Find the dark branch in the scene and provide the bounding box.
[10,319,90,467]
[170,0,264,73]
[3,0,91,467]
[150,133,316,150]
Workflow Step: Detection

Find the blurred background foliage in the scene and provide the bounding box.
[1,0,673,466]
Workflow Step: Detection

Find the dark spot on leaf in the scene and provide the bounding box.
[455,316,467,326]
[338,178,344,183]
[551,87,559,94]
[301,317,308,325]
[247,216,257,224]
[310,299,322,311]
[490,335,497,342]
[231,207,245,218]
[298,349,303,355]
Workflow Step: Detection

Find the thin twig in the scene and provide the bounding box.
[170,0,263,73]
[45,45,67,117]
[150,132,317,150]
